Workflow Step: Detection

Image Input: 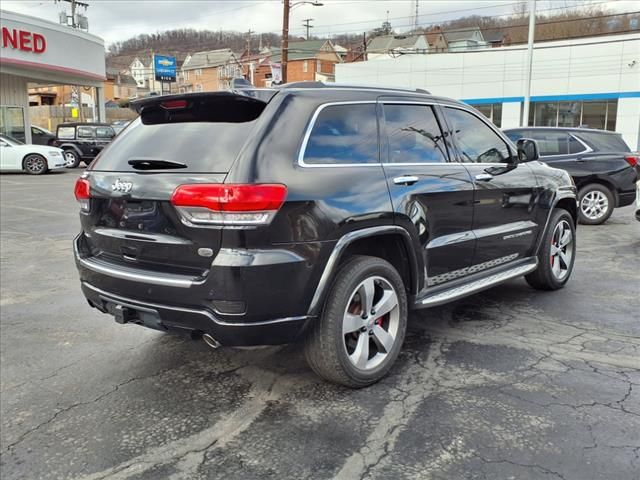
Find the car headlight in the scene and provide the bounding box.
[48,151,62,156]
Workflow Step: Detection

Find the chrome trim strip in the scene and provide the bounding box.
[91,228,192,245]
[212,248,305,267]
[74,238,202,289]
[297,100,378,168]
[473,220,538,240]
[426,221,537,250]
[83,282,310,327]
[78,256,201,288]
[307,225,417,315]
[417,260,538,308]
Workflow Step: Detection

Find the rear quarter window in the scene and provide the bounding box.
[57,127,76,139]
[91,118,256,173]
[575,131,630,153]
[302,104,378,165]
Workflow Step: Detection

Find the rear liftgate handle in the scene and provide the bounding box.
[393,175,419,186]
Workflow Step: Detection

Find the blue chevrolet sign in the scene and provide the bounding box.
[154,55,176,82]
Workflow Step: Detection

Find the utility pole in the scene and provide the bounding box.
[246,29,253,55]
[246,29,254,85]
[303,18,314,40]
[413,0,419,32]
[522,0,536,127]
[281,0,290,84]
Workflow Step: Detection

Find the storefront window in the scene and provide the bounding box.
[469,103,502,127]
[529,99,618,131]
[558,102,580,127]
[0,106,26,140]
[581,101,607,130]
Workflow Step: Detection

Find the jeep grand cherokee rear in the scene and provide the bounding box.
[74,86,577,388]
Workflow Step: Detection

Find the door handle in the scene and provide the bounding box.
[393,175,419,186]
[475,173,493,182]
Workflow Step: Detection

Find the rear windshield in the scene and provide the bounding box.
[575,131,630,153]
[91,118,255,172]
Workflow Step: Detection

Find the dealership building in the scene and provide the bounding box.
[0,10,105,144]
[336,33,640,150]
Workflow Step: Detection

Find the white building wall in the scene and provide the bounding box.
[338,33,640,148]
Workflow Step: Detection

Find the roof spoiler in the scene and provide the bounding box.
[130,92,270,125]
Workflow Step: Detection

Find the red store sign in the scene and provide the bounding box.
[1,27,47,53]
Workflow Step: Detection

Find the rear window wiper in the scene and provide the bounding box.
[128,159,187,170]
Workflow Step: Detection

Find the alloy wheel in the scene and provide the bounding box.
[550,219,573,281]
[64,151,77,166]
[580,190,608,221]
[342,276,400,371]
[24,155,46,174]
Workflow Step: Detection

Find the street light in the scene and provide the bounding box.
[281,0,323,84]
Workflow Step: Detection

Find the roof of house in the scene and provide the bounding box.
[443,27,484,43]
[482,28,508,43]
[182,48,238,70]
[268,40,338,62]
[105,67,137,85]
[367,34,423,53]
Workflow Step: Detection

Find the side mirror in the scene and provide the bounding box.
[516,138,539,162]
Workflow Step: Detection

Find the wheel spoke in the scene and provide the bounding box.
[552,257,561,277]
[343,313,365,335]
[349,333,369,369]
[558,250,569,268]
[372,290,398,318]
[357,278,376,316]
[559,230,571,247]
[372,325,394,353]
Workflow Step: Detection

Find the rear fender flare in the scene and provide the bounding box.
[307,225,421,316]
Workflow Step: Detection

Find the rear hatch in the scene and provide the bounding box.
[77,92,270,278]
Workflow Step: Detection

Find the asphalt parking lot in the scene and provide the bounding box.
[1,169,638,480]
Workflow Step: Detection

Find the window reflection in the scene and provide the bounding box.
[303,104,378,164]
[445,108,511,163]
[383,105,447,163]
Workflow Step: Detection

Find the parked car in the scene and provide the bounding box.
[636,181,640,222]
[504,127,638,225]
[11,125,57,146]
[73,84,578,387]
[54,122,116,168]
[0,134,66,174]
[111,120,131,135]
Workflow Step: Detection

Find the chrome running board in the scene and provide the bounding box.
[415,260,538,308]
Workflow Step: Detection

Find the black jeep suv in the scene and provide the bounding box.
[73,84,577,387]
[55,122,116,168]
[504,127,638,225]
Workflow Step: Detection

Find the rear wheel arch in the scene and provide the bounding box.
[575,177,618,206]
[307,227,422,316]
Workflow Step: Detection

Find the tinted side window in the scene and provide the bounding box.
[524,131,568,156]
[445,107,511,163]
[383,104,448,163]
[96,127,115,138]
[303,104,378,165]
[77,127,94,138]
[576,132,630,153]
[568,135,587,154]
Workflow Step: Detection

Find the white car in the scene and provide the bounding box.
[0,134,66,175]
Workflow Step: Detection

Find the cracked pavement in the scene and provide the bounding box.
[1,171,639,480]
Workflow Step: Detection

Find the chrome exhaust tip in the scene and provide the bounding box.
[202,333,221,349]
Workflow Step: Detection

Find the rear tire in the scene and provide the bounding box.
[578,183,614,225]
[304,255,408,388]
[23,154,48,175]
[64,149,80,168]
[526,208,576,290]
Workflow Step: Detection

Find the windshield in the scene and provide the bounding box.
[0,134,24,146]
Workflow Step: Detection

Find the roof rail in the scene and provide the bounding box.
[278,81,431,95]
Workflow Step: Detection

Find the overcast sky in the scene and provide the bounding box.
[2,0,637,47]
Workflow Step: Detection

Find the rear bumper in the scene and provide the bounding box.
[617,190,636,208]
[81,281,312,346]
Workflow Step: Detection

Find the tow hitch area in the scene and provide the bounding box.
[113,304,135,324]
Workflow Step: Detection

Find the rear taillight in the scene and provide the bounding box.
[74,177,91,211]
[624,156,638,167]
[170,184,287,226]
